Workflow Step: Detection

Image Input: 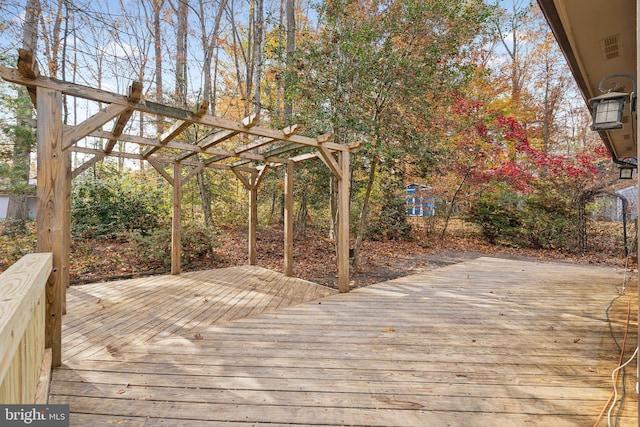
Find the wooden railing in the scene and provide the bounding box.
[0,253,52,404]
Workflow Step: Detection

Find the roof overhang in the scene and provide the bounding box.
[537,0,637,164]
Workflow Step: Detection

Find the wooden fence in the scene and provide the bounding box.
[0,253,52,403]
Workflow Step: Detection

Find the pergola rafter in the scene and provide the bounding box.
[1,49,357,368]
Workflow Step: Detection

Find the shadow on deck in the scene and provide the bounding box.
[50,258,638,426]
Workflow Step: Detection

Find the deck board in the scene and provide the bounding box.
[50,258,638,426]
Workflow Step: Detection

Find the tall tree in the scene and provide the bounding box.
[194,0,228,228]
[197,0,228,109]
[152,0,165,107]
[252,0,264,113]
[491,0,535,106]
[173,0,189,106]
[283,0,295,119]
[3,0,41,226]
[296,0,491,263]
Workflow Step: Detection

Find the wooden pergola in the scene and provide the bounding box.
[0,50,357,367]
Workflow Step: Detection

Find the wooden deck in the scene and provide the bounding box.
[49,258,638,426]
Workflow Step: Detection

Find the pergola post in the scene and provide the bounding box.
[248,170,258,265]
[337,151,350,293]
[36,87,69,367]
[171,162,182,275]
[284,160,294,276]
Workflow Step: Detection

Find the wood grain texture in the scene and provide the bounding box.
[0,253,52,403]
[48,258,637,425]
[34,348,53,404]
[337,150,350,292]
[171,162,182,275]
[0,66,347,152]
[37,87,68,367]
[283,160,294,276]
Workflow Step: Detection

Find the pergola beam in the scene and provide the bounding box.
[147,158,174,184]
[236,124,300,154]
[104,81,143,154]
[230,143,304,168]
[203,124,300,165]
[317,146,342,180]
[175,113,260,162]
[0,67,347,152]
[72,128,289,166]
[71,145,257,172]
[63,103,128,150]
[17,49,39,106]
[71,153,105,179]
[182,164,205,185]
[143,102,209,158]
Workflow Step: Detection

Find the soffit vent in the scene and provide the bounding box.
[601,34,621,60]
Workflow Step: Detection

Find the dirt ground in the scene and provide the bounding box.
[1,219,634,290]
[190,220,636,289]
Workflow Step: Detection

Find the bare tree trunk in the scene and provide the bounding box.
[153,0,164,102]
[61,0,70,123]
[199,0,228,106]
[329,174,338,244]
[23,0,39,52]
[295,191,308,238]
[440,168,472,240]
[174,0,189,106]
[196,170,213,227]
[244,0,255,116]
[39,0,63,77]
[351,155,378,270]
[252,0,264,114]
[283,0,295,119]
[576,192,589,254]
[194,0,227,229]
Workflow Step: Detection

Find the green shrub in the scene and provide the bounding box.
[0,220,36,271]
[466,187,521,245]
[128,222,219,269]
[518,186,578,250]
[467,182,580,251]
[72,173,167,238]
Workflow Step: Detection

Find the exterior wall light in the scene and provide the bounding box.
[589,91,629,130]
[619,166,634,179]
[589,74,636,131]
[589,74,637,173]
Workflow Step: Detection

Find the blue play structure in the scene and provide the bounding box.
[405,184,436,217]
